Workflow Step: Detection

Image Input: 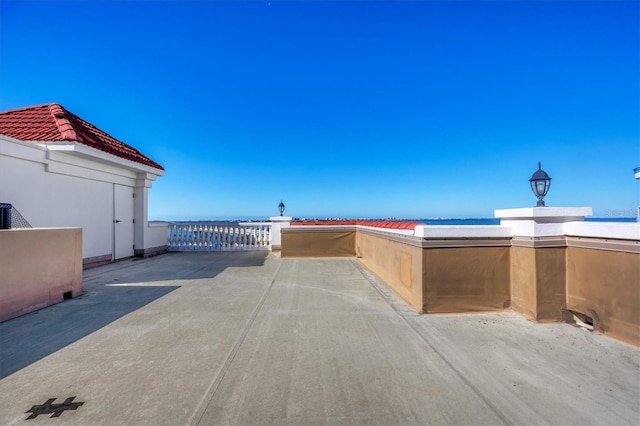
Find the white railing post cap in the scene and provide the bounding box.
[270,216,292,222]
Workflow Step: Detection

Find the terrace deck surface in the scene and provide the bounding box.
[0,252,638,425]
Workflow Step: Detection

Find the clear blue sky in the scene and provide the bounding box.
[1,0,638,220]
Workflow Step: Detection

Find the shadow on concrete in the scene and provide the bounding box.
[174,251,271,280]
[0,284,179,380]
[83,251,271,283]
[0,251,271,379]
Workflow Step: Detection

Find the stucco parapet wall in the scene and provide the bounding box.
[0,227,82,322]
[283,225,420,246]
[284,225,512,249]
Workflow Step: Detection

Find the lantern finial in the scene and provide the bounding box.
[529,163,552,207]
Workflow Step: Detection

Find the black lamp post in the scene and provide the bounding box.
[529,163,551,207]
[278,200,285,216]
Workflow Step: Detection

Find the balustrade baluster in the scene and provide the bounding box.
[182,225,187,250]
[206,225,212,250]
[202,225,208,249]
[173,225,179,249]
[168,222,272,251]
[212,226,217,249]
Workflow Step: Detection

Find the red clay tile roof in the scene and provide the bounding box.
[0,103,163,170]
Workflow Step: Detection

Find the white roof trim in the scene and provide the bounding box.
[45,141,164,176]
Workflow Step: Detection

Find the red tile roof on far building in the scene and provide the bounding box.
[0,103,163,170]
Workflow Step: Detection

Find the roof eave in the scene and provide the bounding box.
[46,142,164,177]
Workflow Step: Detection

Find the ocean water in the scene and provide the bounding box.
[585,217,637,223]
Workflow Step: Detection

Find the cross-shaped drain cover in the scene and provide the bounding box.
[25,397,84,419]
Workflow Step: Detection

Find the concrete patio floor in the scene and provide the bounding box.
[0,252,638,425]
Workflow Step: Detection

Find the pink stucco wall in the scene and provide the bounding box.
[0,228,83,322]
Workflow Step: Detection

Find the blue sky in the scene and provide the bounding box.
[1,0,638,220]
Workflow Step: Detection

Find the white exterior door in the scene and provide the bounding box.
[114,184,134,259]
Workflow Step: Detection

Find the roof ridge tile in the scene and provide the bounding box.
[48,103,83,142]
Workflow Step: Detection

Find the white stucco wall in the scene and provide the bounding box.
[0,135,163,261]
[147,222,170,249]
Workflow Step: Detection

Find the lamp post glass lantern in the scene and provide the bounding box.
[529,162,551,207]
[278,200,285,216]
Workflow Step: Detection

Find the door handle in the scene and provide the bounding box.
[114,219,122,224]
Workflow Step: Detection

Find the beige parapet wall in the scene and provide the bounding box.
[424,246,510,313]
[281,227,356,258]
[0,228,83,322]
[282,223,640,346]
[356,229,424,312]
[566,245,639,346]
[510,244,567,323]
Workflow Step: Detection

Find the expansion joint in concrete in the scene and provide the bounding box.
[189,259,284,425]
[351,259,513,426]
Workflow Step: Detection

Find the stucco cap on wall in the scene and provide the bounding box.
[269,216,293,222]
[494,207,592,220]
[414,225,512,238]
[564,221,640,241]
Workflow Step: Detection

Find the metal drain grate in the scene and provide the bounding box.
[25,397,84,419]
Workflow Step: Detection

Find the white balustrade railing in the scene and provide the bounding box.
[168,222,272,251]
